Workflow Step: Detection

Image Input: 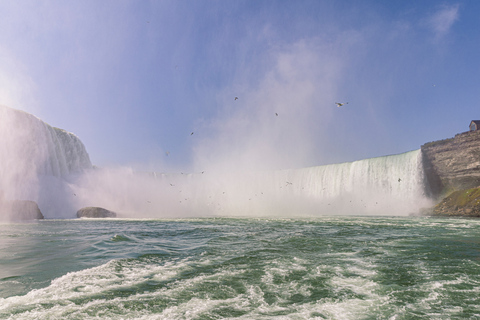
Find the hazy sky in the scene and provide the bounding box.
[0,1,478,172]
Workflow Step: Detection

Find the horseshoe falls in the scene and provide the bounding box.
[70,149,431,220]
[197,149,431,217]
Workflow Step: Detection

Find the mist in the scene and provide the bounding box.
[193,39,348,173]
[0,37,433,220]
[66,150,432,219]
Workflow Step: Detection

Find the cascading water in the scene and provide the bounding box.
[262,150,431,216]
[0,105,91,178]
[0,105,92,218]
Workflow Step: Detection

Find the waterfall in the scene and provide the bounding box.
[0,105,91,215]
[276,150,425,200]
[106,149,430,218]
[0,106,91,178]
[264,150,430,215]
[185,149,431,217]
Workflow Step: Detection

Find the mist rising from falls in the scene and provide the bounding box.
[0,106,431,219]
[72,150,431,218]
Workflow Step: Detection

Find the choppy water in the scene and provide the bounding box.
[1,216,480,319]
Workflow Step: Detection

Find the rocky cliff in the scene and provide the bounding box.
[421,130,480,199]
[0,200,44,221]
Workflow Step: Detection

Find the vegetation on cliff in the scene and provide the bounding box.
[431,187,480,217]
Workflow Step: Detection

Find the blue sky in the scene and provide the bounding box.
[0,1,479,173]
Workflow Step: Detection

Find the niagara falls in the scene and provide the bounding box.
[2,1,480,319]
[0,105,433,220]
[2,99,480,320]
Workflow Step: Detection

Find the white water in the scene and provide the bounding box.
[0,106,431,218]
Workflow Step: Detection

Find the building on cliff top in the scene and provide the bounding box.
[469,120,480,132]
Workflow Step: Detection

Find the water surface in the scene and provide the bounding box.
[1,216,480,319]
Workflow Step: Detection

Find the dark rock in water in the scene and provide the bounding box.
[76,207,117,218]
[1,200,44,220]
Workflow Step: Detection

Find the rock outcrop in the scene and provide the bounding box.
[421,130,480,198]
[76,207,117,218]
[0,200,44,221]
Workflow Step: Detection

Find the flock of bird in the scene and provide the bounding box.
[186,99,350,139]
[152,98,409,210]
[165,98,351,167]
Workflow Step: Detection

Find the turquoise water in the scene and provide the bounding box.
[1,216,480,319]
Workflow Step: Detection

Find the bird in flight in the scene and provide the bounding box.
[335,102,348,107]
[234,97,238,100]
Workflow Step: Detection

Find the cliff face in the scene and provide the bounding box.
[421,130,480,198]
